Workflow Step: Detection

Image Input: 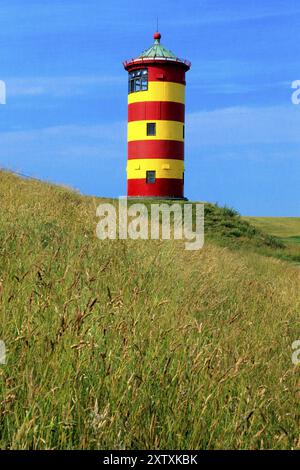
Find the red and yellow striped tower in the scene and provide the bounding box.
[123,32,191,199]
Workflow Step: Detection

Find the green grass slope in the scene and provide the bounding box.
[0,170,300,450]
[243,217,300,238]
[244,216,300,265]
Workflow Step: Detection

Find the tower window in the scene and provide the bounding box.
[183,124,185,139]
[128,69,148,93]
[147,122,156,136]
[146,170,156,184]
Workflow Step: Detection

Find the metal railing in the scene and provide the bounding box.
[123,57,191,68]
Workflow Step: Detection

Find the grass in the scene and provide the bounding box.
[243,217,300,265]
[0,170,300,450]
[243,217,300,238]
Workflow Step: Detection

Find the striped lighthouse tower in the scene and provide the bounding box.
[123,32,191,199]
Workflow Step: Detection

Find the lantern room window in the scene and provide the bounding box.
[128,69,148,93]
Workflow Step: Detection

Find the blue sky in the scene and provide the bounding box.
[0,0,299,215]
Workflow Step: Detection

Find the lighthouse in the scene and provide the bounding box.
[123,32,191,199]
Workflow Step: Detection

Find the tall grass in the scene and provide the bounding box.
[0,171,299,449]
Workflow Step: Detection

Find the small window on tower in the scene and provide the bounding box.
[183,124,185,139]
[147,122,156,136]
[146,170,156,184]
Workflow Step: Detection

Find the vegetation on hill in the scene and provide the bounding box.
[243,216,300,265]
[204,203,284,248]
[243,216,300,239]
[135,199,300,264]
[0,170,299,450]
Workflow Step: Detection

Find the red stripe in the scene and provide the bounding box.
[128,178,184,198]
[125,63,186,84]
[128,140,184,160]
[128,101,185,122]
[148,64,186,84]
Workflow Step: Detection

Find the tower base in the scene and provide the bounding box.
[126,196,188,201]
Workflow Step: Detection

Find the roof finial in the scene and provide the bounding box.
[153,31,161,42]
[154,17,161,42]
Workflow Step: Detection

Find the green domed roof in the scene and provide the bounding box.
[138,32,177,59]
[123,32,191,70]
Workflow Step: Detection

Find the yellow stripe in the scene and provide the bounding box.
[128,82,185,104]
[127,158,184,180]
[128,120,184,142]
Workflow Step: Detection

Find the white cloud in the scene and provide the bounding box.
[188,80,291,95]
[167,2,300,26]
[6,76,123,98]
[186,105,300,146]
[0,122,126,166]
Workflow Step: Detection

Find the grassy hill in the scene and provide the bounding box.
[0,170,299,450]
[243,216,300,265]
[244,216,300,246]
[243,216,300,238]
